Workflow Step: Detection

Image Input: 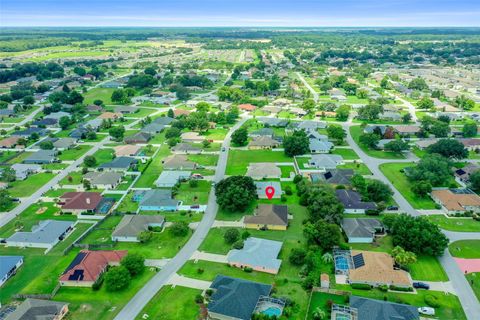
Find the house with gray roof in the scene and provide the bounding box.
[99,156,137,172]
[171,143,202,154]
[307,131,328,141]
[334,296,419,320]
[249,128,274,138]
[83,171,123,189]
[162,154,196,170]
[124,131,152,144]
[6,298,69,320]
[137,189,180,211]
[336,189,377,214]
[309,139,334,153]
[290,120,327,132]
[248,136,281,150]
[114,105,139,114]
[6,220,74,250]
[11,163,41,180]
[44,111,71,121]
[23,150,57,164]
[227,237,283,274]
[141,123,165,135]
[53,137,77,150]
[255,181,282,199]
[0,255,23,286]
[310,169,354,185]
[153,116,175,126]
[308,154,343,171]
[257,117,289,127]
[112,215,165,242]
[155,170,191,188]
[12,127,49,138]
[363,124,387,135]
[84,118,103,131]
[207,275,272,320]
[341,218,384,243]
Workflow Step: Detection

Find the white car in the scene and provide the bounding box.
[418,307,435,316]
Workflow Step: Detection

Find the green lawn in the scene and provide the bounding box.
[176,180,211,205]
[409,255,449,281]
[331,148,359,160]
[466,273,480,302]
[83,87,116,105]
[280,165,295,178]
[135,285,201,320]
[58,145,92,161]
[427,215,480,232]
[53,269,156,320]
[60,171,83,185]
[226,149,294,175]
[187,154,218,166]
[8,173,55,197]
[350,126,405,159]
[380,162,437,209]
[43,188,76,198]
[200,127,229,140]
[7,151,33,164]
[116,192,139,213]
[449,240,480,258]
[134,144,171,188]
[337,162,372,175]
[307,292,348,320]
[91,148,115,166]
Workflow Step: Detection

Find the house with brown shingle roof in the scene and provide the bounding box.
[114,144,142,157]
[460,138,480,151]
[162,154,197,170]
[393,125,421,136]
[248,136,281,150]
[59,192,104,215]
[431,188,480,213]
[244,204,288,231]
[238,103,257,112]
[173,109,191,118]
[60,250,127,287]
[0,136,22,148]
[98,112,122,120]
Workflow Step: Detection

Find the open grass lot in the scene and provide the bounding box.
[331,148,359,159]
[466,273,480,302]
[334,285,466,320]
[409,255,449,281]
[135,285,201,320]
[42,162,69,170]
[60,171,83,185]
[53,269,156,320]
[116,192,139,213]
[337,162,372,175]
[307,292,348,320]
[8,173,55,197]
[280,165,295,178]
[176,180,211,205]
[58,145,92,161]
[349,235,393,253]
[7,151,33,164]
[226,149,294,175]
[449,240,480,258]
[83,87,116,105]
[380,162,437,209]
[43,188,76,198]
[134,144,171,188]
[200,127,229,140]
[427,215,480,232]
[79,215,123,244]
[350,126,405,159]
[187,154,218,166]
[0,202,76,238]
[0,150,18,163]
[91,148,115,166]
[121,107,156,118]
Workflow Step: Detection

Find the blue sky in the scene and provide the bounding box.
[1,0,479,27]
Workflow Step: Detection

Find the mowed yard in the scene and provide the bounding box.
[449,240,480,258]
[427,215,480,232]
[379,162,437,209]
[226,149,294,175]
[349,126,406,160]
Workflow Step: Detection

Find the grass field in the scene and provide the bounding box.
[409,255,449,282]
[380,162,437,209]
[337,162,372,175]
[307,292,348,320]
[427,215,480,232]
[91,148,115,166]
[175,180,211,205]
[466,273,480,302]
[187,154,218,166]
[331,148,359,159]
[226,149,294,175]
[8,173,55,197]
[43,188,76,198]
[134,144,171,188]
[58,145,92,161]
[135,285,201,320]
[83,88,116,105]
[449,240,480,258]
[350,126,405,159]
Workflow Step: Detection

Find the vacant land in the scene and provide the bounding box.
[449,240,480,258]
[226,149,293,175]
[427,215,480,232]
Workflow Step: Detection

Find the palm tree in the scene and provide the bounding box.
[322,252,333,264]
[312,307,326,320]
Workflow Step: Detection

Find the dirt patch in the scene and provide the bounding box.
[36,207,48,214]
[80,304,93,312]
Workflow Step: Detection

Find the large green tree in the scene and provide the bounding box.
[215,176,257,212]
[231,127,248,146]
[426,139,468,159]
[283,130,309,157]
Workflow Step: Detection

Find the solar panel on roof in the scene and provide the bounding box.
[352,253,365,268]
[324,172,333,179]
[68,269,84,281]
[64,252,86,273]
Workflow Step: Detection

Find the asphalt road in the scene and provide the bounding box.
[296,72,319,102]
[113,117,248,320]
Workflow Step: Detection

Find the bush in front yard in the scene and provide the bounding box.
[425,294,441,308]
[350,283,372,290]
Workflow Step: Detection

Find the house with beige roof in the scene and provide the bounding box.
[246,163,281,180]
[114,144,142,157]
[431,188,480,214]
[248,136,281,150]
[181,131,205,143]
[244,204,288,231]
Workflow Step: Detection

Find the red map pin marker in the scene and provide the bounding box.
[265,186,275,200]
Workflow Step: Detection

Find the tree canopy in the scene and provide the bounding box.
[215,176,257,212]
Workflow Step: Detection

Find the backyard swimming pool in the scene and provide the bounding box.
[261,306,282,317]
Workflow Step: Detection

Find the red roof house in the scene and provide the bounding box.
[60,192,103,214]
[238,104,257,112]
[60,250,127,286]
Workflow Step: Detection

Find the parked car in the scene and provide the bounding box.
[418,307,435,316]
[387,205,399,210]
[221,147,226,152]
[413,282,430,289]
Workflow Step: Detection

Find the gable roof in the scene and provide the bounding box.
[336,189,377,211]
[245,204,288,227]
[0,256,23,279]
[6,298,69,320]
[140,189,179,208]
[309,154,343,169]
[112,215,165,239]
[99,156,138,170]
[227,237,283,271]
[311,169,354,185]
[6,220,74,245]
[60,250,127,283]
[248,136,281,148]
[208,275,271,320]
[341,218,383,239]
[349,296,419,320]
[60,192,103,210]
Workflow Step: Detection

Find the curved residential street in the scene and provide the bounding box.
[113,117,248,320]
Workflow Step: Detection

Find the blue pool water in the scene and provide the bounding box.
[262,307,282,317]
[335,256,350,270]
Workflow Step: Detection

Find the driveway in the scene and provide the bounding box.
[167,274,212,290]
[113,117,249,320]
[191,251,228,264]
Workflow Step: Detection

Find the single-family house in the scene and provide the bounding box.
[141,123,164,135]
[23,150,57,164]
[112,215,165,242]
[460,138,480,151]
[248,136,281,150]
[310,169,354,186]
[171,143,202,154]
[59,192,105,214]
[53,138,77,150]
[415,139,438,149]
[124,132,152,144]
[10,163,41,180]
[0,136,22,148]
[333,296,419,320]
[246,163,281,180]
[244,204,288,231]
[60,250,127,287]
[309,139,333,153]
[6,220,74,250]
[5,299,69,320]
[173,109,191,118]
[13,127,48,138]
[290,120,327,132]
[227,237,283,274]
[238,103,257,112]
[257,117,289,127]
[363,125,387,135]
[137,189,180,211]
[99,112,122,120]
[155,170,191,188]
[255,181,282,199]
[336,189,377,213]
[45,111,71,121]
[207,275,272,320]
[341,218,384,243]
[70,127,90,139]
[379,111,402,121]
[162,154,197,170]
[431,188,480,214]
[393,125,421,137]
[454,163,480,183]
[153,116,175,126]
[0,255,23,286]
[308,154,344,171]
[31,118,58,127]
[249,128,274,138]
[114,145,141,157]
[114,106,139,114]
[181,132,205,143]
[99,156,138,172]
[83,171,123,189]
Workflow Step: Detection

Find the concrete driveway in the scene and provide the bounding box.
[167,274,212,290]
[191,251,228,264]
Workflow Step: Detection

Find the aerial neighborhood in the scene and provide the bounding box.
[0,26,479,320]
